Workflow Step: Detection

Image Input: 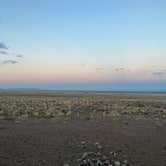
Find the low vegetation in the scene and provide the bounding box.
[0,91,166,121]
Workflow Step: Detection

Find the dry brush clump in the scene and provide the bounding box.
[0,92,166,120]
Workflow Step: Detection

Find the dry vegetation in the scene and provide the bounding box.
[0,91,166,166]
[0,91,166,121]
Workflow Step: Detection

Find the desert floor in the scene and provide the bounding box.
[0,91,166,166]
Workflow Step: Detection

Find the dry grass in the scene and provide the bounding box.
[0,91,166,120]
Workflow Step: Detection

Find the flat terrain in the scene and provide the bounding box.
[0,91,166,166]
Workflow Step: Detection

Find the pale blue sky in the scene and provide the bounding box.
[0,0,166,91]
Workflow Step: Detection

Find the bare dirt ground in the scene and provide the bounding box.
[0,91,166,166]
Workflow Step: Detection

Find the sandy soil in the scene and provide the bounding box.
[0,91,166,166]
[0,117,166,166]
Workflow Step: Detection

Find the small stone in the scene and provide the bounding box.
[81,152,88,159]
[96,152,101,156]
[37,159,47,166]
[103,159,110,165]
[114,161,121,166]
[92,158,97,163]
[15,120,21,124]
[95,160,103,166]
[102,155,107,161]
[110,151,113,155]
[88,152,94,157]
[80,141,87,149]
[78,163,85,166]
[97,145,103,150]
[123,160,128,164]
[110,151,117,157]
[82,159,88,165]
[94,142,99,146]
[76,158,82,162]
[63,163,70,166]
[81,141,86,145]
[87,159,94,165]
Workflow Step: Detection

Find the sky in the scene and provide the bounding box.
[0,0,166,91]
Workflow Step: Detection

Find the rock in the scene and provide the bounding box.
[87,159,94,165]
[76,158,82,162]
[82,159,88,165]
[81,141,86,145]
[123,160,128,164]
[37,159,47,166]
[94,142,103,150]
[114,161,121,166]
[102,155,107,161]
[97,145,103,150]
[96,152,102,156]
[76,141,130,166]
[80,141,87,148]
[103,159,110,165]
[94,142,99,146]
[81,152,88,160]
[110,151,117,157]
[89,151,94,155]
[92,158,98,163]
[66,110,72,116]
[95,160,103,166]
[78,163,84,166]
[63,163,70,166]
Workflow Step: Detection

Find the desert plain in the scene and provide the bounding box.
[0,91,166,166]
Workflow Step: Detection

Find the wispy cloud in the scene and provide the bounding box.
[115,67,125,72]
[0,42,8,50]
[0,42,23,66]
[2,60,18,65]
[0,51,8,55]
[95,67,105,73]
[96,67,104,72]
[152,71,166,76]
[96,67,104,71]
[151,69,166,79]
[80,62,88,68]
[16,54,23,58]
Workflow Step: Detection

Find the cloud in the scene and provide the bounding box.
[96,67,104,71]
[0,42,24,63]
[115,67,125,72]
[16,54,23,58]
[0,51,7,55]
[152,71,166,76]
[96,67,104,70]
[2,60,18,65]
[152,69,166,79]
[0,42,8,50]
[95,67,105,73]
[80,62,88,68]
